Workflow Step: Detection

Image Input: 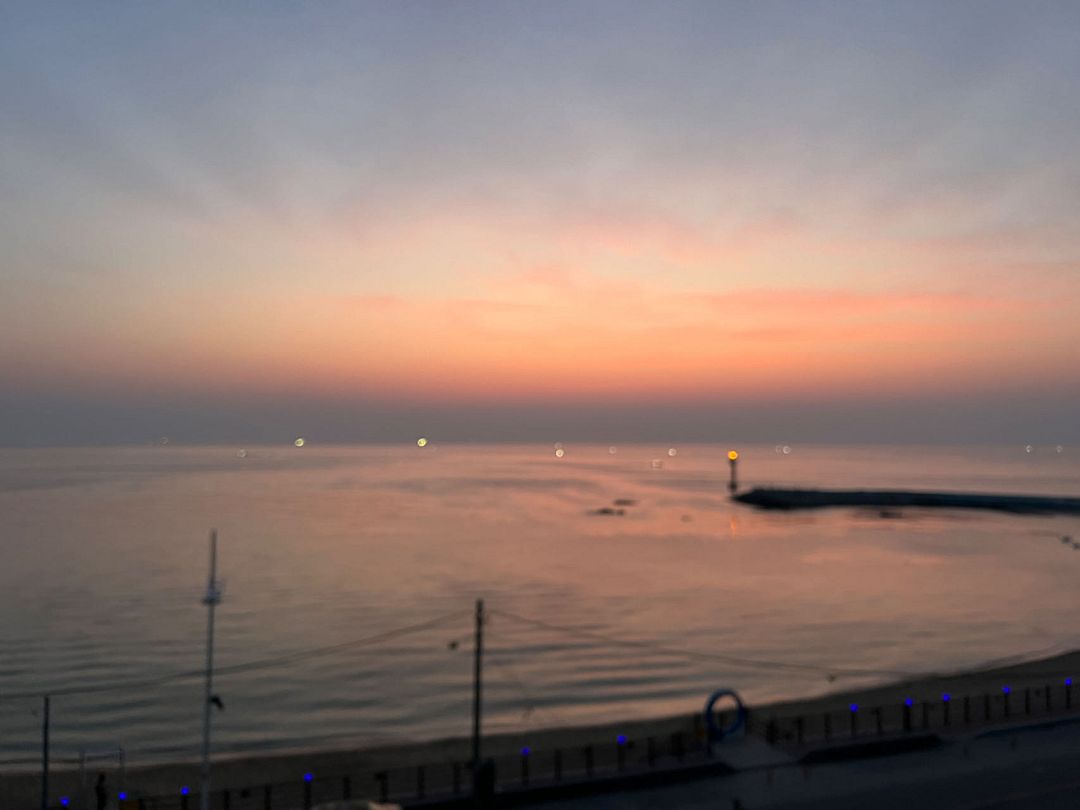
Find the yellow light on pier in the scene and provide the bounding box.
[728,450,739,461]
[417,437,428,447]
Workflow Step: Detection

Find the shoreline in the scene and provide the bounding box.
[8,647,1080,806]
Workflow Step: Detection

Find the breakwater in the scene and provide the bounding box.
[733,488,1080,514]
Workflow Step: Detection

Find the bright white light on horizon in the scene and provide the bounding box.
[417,437,428,447]
[555,448,565,458]
[667,448,677,457]
[294,437,305,447]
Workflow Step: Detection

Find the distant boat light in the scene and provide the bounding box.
[417,437,428,447]
[294,437,306,447]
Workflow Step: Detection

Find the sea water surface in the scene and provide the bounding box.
[2,443,1079,767]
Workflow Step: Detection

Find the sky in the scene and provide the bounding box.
[2,1,1079,445]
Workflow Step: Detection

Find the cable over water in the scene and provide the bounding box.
[489,609,919,680]
[0,611,467,702]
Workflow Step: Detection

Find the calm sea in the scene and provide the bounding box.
[1,443,1078,768]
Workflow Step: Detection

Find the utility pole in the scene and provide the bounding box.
[200,530,222,810]
[471,598,485,767]
[40,695,50,810]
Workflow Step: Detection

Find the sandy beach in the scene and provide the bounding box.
[8,647,1080,808]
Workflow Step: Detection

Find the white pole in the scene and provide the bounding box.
[199,530,221,810]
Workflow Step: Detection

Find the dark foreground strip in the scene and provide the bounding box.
[799,734,943,765]
[401,759,737,809]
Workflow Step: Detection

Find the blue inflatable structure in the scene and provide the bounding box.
[704,688,747,743]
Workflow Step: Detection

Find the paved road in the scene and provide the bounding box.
[529,723,1080,809]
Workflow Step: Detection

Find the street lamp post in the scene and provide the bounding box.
[199,531,222,810]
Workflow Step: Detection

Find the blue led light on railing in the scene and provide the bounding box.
[1002,686,1011,694]
[616,735,627,745]
[942,693,951,702]
[181,786,190,795]
[304,773,314,782]
[1067,678,1073,686]
[118,793,127,801]
[849,703,858,712]
[521,747,530,756]
[60,798,69,807]
[904,698,913,707]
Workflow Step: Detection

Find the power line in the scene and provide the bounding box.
[489,608,917,680]
[0,611,466,701]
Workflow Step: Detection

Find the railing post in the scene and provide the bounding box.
[963,695,971,724]
[452,763,462,794]
[520,750,529,786]
[553,750,562,782]
[416,765,425,799]
[922,702,930,729]
[342,776,351,800]
[672,733,684,762]
[1024,687,1031,715]
[823,712,831,742]
[874,707,883,736]
[903,700,912,733]
[263,784,271,810]
[646,737,656,767]
[1003,686,1011,718]
[849,705,858,739]
[1045,684,1052,713]
[375,772,388,803]
[584,746,594,777]
[984,694,991,722]
[616,738,627,772]
[942,695,950,727]
[796,716,804,745]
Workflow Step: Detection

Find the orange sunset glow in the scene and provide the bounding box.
[2,4,1079,444]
